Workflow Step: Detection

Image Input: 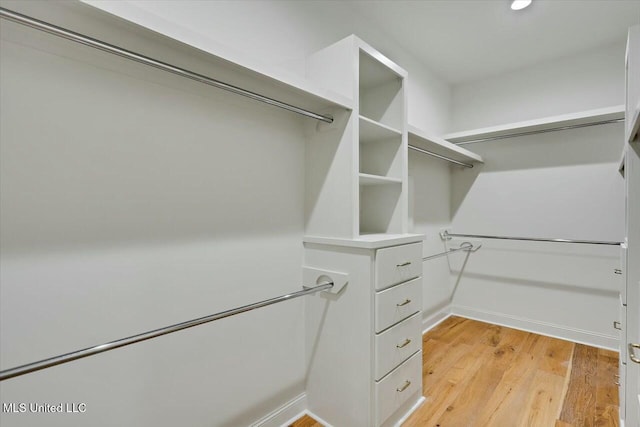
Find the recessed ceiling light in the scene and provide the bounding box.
[511,0,532,10]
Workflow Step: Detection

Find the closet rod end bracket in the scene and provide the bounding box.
[303,267,349,295]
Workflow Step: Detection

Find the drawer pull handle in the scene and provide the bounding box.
[614,269,622,275]
[396,261,412,267]
[629,343,640,364]
[397,338,412,349]
[615,381,621,386]
[396,380,411,393]
[397,299,412,307]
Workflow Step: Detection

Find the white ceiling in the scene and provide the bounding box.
[349,0,640,84]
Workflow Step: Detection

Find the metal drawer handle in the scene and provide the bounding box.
[614,269,622,275]
[630,343,640,364]
[397,299,412,307]
[396,339,412,349]
[614,321,622,330]
[396,380,411,393]
[396,261,412,267]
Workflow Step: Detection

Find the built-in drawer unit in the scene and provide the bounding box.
[374,277,421,333]
[375,350,421,426]
[375,243,422,290]
[374,312,421,380]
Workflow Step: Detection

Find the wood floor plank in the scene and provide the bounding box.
[517,370,567,426]
[475,350,541,426]
[595,348,620,426]
[434,343,517,426]
[538,336,575,377]
[559,344,598,426]
[403,343,488,426]
[422,340,473,391]
[289,414,322,427]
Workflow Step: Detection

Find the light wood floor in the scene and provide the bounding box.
[290,316,620,427]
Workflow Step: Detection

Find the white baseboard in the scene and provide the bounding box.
[251,393,307,427]
[393,396,425,427]
[451,305,619,351]
[422,307,452,334]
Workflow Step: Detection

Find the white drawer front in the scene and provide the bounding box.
[375,243,422,291]
[375,350,421,426]
[375,277,421,333]
[375,313,422,380]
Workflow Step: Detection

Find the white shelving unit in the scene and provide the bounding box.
[444,105,625,143]
[408,125,483,165]
[357,45,407,236]
[303,35,422,427]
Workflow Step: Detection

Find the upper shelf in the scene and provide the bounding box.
[408,125,483,164]
[6,1,352,119]
[444,105,625,143]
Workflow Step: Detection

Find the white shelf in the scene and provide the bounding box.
[408,125,483,164]
[303,233,423,249]
[360,116,402,143]
[619,145,627,176]
[62,1,353,113]
[444,105,625,143]
[359,173,402,186]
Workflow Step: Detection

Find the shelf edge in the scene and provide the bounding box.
[444,105,625,143]
[408,125,483,164]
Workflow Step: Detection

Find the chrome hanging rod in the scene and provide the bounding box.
[408,144,474,168]
[0,282,333,381]
[453,118,624,145]
[0,7,334,124]
[423,242,481,261]
[441,230,622,246]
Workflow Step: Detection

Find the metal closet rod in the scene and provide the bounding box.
[453,118,624,145]
[408,144,474,168]
[0,282,333,381]
[423,242,478,261]
[0,7,334,124]
[442,231,622,246]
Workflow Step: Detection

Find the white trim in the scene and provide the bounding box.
[300,411,335,427]
[251,393,308,427]
[422,307,452,334]
[393,396,425,427]
[451,305,619,351]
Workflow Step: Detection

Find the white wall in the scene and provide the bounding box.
[408,154,454,327]
[449,43,626,347]
[0,12,308,427]
[449,124,625,348]
[450,41,626,131]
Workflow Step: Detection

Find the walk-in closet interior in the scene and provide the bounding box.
[1,1,639,426]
